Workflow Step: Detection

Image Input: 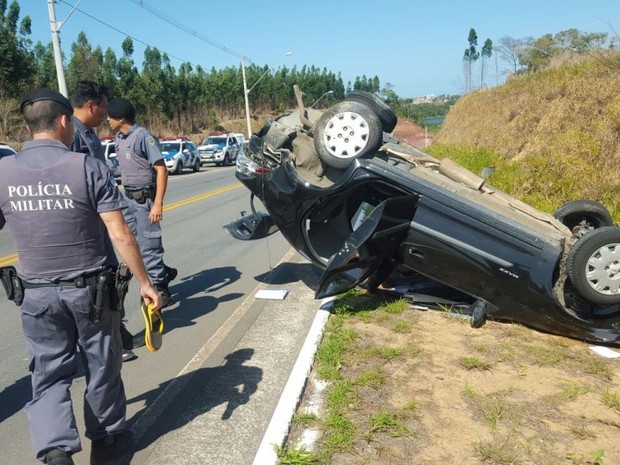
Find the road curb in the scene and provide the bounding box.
[252,297,333,465]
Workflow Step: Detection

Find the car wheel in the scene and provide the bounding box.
[174,161,183,175]
[313,100,383,170]
[344,90,397,133]
[193,158,200,172]
[567,226,620,305]
[554,199,613,237]
[223,154,230,166]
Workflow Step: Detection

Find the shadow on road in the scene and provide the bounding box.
[112,348,262,464]
[0,375,31,423]
[254,261,320,289]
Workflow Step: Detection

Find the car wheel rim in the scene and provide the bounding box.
[585,242,620,295]
[322,111,371,160]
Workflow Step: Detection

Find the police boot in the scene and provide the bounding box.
[90,429,134,464]
[155,283,175,309]
[164,265,178,283]
[45,449,75,465]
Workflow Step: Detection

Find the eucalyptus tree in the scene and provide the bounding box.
[139,46,169,129]
[0,0,34,96]
[97,47,119,99]
[65,32,103,93]
[480,38,493,87]
[116,37,140,104]
[463,28,479,92]
[32,41,56,89]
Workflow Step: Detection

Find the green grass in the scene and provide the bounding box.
[458,356,492,371]
[601,390,620,413]
[364,411,410,441]
[275,444,318,465]
[392,320,412,333]
[354,369,387,389]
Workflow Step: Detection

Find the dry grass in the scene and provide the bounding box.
[434,50,620,219]
[284,292,620,465]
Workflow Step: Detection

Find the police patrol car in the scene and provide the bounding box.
[159,137,201,175]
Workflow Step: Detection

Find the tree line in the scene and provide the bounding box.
[0,0,383,141]
[463,26,618,92]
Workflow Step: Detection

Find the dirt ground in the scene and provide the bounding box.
[392,120,435,149]
[288,304,620,465]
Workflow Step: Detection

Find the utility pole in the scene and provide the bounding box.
[241,52,292,139]
[47,0,82,97]
[47,0,67,96]
[241,56,252,140]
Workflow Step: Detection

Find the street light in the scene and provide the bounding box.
[310,90,334,109]
[241,51,293,139]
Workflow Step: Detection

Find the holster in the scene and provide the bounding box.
[115,262,133,314]
[88,270,117,323]
[125,186,155,204]
[0,266,24,306]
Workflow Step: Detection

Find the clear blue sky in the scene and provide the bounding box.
[22,0,620,98]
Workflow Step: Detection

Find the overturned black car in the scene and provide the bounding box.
[226,86,620,346]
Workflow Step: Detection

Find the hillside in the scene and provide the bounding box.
[433,50,620,217]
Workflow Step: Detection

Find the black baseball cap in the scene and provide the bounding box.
[20,88,73,114]
[108,97,136,121]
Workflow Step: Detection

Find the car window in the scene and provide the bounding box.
[160,142,181,153]
[0,147,16,157]
[207,137,226,145]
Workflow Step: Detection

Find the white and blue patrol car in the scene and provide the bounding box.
[197,134,241,166]
[159,138,201,175]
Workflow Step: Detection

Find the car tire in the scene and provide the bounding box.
[223,154,230,166]
[193,158,200,172]
[566,226,620,305]
[344,90,397,133]
[313,100,383,170]
[554,200,613,236]
[174,161,183,175]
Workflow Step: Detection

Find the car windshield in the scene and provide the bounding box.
[0,147,15,157]
[205,137,226,145]
[160,143,180,153]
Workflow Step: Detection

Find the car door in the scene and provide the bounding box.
[188,142,198,163]
[315,195,417,299]
[229,137,239,160]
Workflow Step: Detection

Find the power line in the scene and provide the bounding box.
[58,0,192,64]
[128,0,250,62]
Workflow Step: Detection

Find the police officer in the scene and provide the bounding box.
[70,80,108,163]
[0,88,162,465]
[70,81,139,362]
[107,97,175,306]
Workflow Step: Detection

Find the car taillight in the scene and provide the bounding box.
[236,153,271,175]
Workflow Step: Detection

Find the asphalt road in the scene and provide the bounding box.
[0,164,294,464]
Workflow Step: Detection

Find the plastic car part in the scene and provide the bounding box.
[567,226,620,304]
[222,194,279,240]
[554,199,613,237]
[344,90,398,133]
[313,101,383,170]
[469,299,499,328]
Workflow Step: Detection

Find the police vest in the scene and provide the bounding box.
[0,149,108,280]
[116,128,155,187]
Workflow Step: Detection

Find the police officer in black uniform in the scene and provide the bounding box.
[70,81,139,362]
[0,88,162,465]
[107,98,175,306]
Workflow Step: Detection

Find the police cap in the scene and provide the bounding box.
[108,98,136,121]
[20,88,73,114]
